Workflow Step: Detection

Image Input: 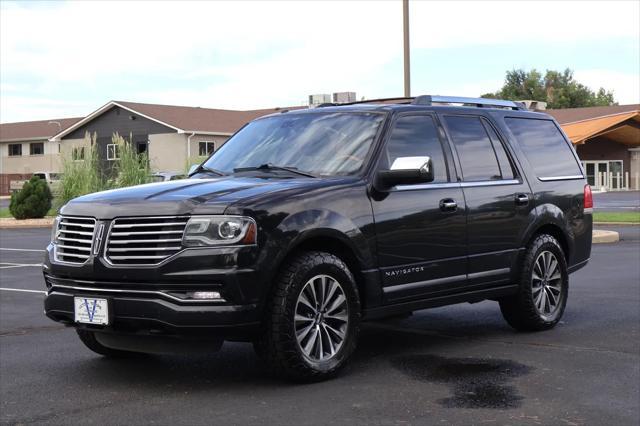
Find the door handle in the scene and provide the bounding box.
[440,198,457,212]
[515,193,529,206]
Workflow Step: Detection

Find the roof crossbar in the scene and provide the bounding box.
[412,95,524,110]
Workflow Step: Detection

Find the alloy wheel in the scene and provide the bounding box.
[295,274,349,362]
[532,250,563,318]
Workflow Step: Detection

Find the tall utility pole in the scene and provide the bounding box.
[403,0,410,98]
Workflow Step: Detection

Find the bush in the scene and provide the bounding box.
[112,133,151,188]
[59,132,110,206]
[10,176,53,219]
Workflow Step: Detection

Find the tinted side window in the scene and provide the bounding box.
[483,121,515,180]
[384,115,448,183]
[444,116,502,181]
[505,118,582,178]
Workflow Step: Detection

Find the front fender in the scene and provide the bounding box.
[274,209,373,269]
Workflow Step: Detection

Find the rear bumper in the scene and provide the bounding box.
[44,274,261,341]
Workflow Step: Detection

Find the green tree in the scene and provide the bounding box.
[482,68,616,109]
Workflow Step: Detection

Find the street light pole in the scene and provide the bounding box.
[403,0,410,98]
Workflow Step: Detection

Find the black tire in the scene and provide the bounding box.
[499,234,569,331]
[76,329,137,358]
[254,251,361,382]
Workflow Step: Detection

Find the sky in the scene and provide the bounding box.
[1,0,639,123]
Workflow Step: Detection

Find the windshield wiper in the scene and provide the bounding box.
[233,163,317,178]
[192,165,226,176]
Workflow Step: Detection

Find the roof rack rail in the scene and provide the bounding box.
[316,97,414,108]
[412,95,524,110]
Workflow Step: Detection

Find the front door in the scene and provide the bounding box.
[440,114,535,287]
[370,113,467,304]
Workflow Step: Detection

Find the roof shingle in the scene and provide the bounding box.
[0,117,83,141]
[546,104,640,124]
[115,101,302,134]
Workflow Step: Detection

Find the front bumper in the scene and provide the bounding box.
[44,274,261,340]
[43,243,267,341]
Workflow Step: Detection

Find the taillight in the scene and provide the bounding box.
[584,184,593,209]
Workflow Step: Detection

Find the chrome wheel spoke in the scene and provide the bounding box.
[322,279,338,310]
[298,292,315,312]
[535,287,545,310]
[296,322,315,342]
[295,314,313,323]
[326,294,346,315]
[548,272,562,281]
[321,324,336,358]
[317,326,324,360]
[325,312,348,323]
[546,287,558,307]
[302,327,318,355]
[547,258,558,279]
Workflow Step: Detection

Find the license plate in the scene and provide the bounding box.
[74,297,109,325]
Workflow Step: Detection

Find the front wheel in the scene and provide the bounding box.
[499,234,569,331]
[254,251,361,382]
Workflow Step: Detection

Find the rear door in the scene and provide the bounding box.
[370,113,467,303]
[440,114,534,288]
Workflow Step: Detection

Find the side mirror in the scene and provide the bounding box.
[188,164,200,176]
[376,156,434,189]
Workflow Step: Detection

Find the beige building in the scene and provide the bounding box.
[0,117,82,194]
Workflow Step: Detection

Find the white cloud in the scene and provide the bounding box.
[574,69,640,104]
[1,0,639,121]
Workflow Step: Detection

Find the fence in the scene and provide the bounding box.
[594,171,640,191]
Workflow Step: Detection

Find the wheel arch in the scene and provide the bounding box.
[269,231,373,309]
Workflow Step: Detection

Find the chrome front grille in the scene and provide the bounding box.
[54,216,96,264]
[105,216,189,265]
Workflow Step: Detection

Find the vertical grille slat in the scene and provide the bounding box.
[106,216,189,265]
[54,216,96,264]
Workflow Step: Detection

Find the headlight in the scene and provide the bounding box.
[182,216,257,247]
[50,216,61,243]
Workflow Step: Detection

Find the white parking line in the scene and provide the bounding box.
[0,248,46,252]
[0,288,46,294]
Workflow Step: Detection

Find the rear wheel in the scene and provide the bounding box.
[76,329,138,357]
[254,251,361,382]
[499,234,568,331]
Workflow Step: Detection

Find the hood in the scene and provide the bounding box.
[59,176,316,219]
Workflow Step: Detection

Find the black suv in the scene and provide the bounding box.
[44,95,592,381]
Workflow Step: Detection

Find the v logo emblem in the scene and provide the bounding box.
[83,299,98,321]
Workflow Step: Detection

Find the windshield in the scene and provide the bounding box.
[203,112,385,176]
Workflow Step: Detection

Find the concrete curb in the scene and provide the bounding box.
[592,229,620,244]
[593,222,639,226]
[0,217,54,229]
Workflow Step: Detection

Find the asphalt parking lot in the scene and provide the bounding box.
[593,190,640,212]
[1,227,638,425]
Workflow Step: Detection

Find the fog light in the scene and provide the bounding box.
[187,291,222,300]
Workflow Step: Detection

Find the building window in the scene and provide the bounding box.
[8,144,22,156]
[107,144,120,160]
[199,141,215,157]
[72,147,85,161]
[136,141,148,155]
[30,142,45,156]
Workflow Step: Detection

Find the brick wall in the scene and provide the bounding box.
[0,173,31,196]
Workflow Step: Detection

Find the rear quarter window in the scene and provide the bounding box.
[505,117,582,179]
